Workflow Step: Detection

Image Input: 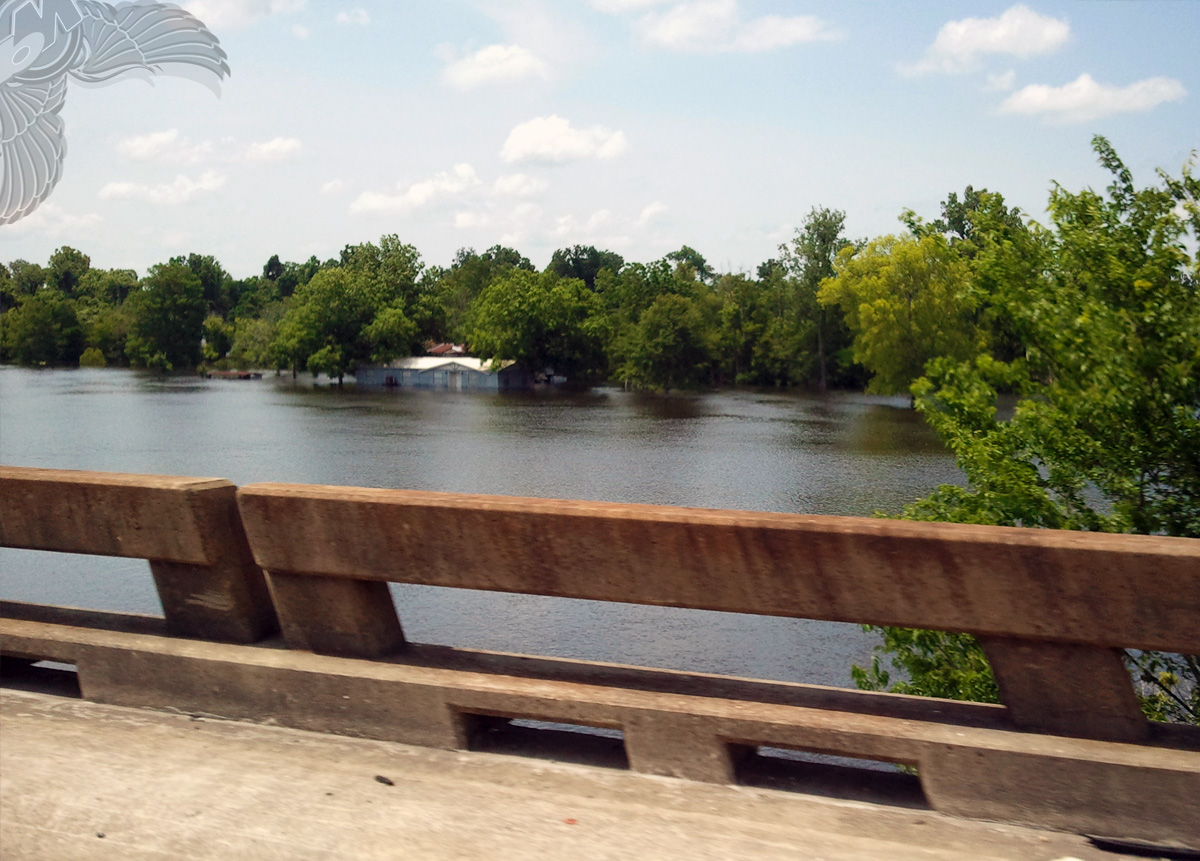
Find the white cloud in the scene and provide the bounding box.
[904,5,1069,75]
[350,164,481,215]
[292,24,310,38]
[493,173,548,197]
[634,0,836,53]
[2,202,102,236]
[336,8,369,25]
[320,179,345,195]
[999,74,1186,124]
[245,137,303,161]
[182,0,305,30]
[442,44,548,90]
[98,170,226,205]
[586,209,613,230]
[551,214,577,237]
[985,70,1016,92]
[501,115,628,165]
[590,0,669,12]
[634,201,667,227]
[116,129,212,164]
[455,211,488,229]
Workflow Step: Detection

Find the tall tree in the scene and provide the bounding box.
[665,245,715,283]
[46,246,91,296]
[468,270,610,383]
[780,207,853,391]
[819,234,980,395]
[125,262,207,371]
[171,253,232,316]
[548,245,624,291]
[271,267,418,383]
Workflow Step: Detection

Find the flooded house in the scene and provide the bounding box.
[356,355,534,390]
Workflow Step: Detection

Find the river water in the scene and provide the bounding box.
[0,367,963,688]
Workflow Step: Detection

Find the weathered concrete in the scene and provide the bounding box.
[4,468,1200,850]
[236,483,1200,653]
[236,482,1200,747]
[0,689,1147,861]
[3,613,1198,848]
[0,467,277,643]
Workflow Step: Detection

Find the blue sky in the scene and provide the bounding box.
[2,0,1197,278]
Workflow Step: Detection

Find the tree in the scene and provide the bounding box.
[433,245,534,340]
[819,234,980,395]
[467,269,610,383]
[780,207,855,391]
[665,245,715,283]
[46,246,91,296]
[8,259,46,297]
[620,293,714,391]
[76,268,137,307]
[1,289,83,365]
[125,262,207,371]
[171,253,233,317]
[271,267,418,383]
[548,245,624,291]
[202,314,235,363]
[855,137,1200,725]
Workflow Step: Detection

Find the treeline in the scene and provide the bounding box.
[0,225,872,390]
[1,138,1195,409]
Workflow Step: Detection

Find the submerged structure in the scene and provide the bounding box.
[356,356,534,390]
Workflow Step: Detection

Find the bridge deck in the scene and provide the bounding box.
[1,689,1140,861]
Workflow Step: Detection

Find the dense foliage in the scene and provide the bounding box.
[2,222,885,392]
[852,137,1200,725]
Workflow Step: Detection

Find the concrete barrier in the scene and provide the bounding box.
[1,469,1197,849]
[0,467,277,642]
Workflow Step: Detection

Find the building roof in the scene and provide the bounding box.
[374,356,513,374]
[426,343,468,356]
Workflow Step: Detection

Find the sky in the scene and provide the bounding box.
[2,0,1198,279]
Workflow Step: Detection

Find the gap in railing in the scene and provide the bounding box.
[735,745,928,809]
[391,584,882,689]
[0,657,82,698]
[462,713,629,770]
[0,549,163,615]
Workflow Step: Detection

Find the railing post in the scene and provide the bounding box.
[264,571,406,658]
[980,637,1149,742]
[150,483,278,643]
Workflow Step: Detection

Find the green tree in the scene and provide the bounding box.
[468,269,610,383]
[46,246,91,296]
[201,314,235,363]
[548,245,624,291]
[620,293,714,391]
[433,245,534,339]
[1,289,83,365]
[819,234,980,395]
[76,268,137,307]
[271,267,418,383]
[229,306,283,370]
[8,259,46,297]
[171,253,233,317]
[856,137,1200,725]
[665,245,715,284]
[780,207,856,391]
[125,262,207,371]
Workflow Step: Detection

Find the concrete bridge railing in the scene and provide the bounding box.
[1,466,1198,849]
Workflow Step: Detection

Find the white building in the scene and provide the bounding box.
[355,356,534,390]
